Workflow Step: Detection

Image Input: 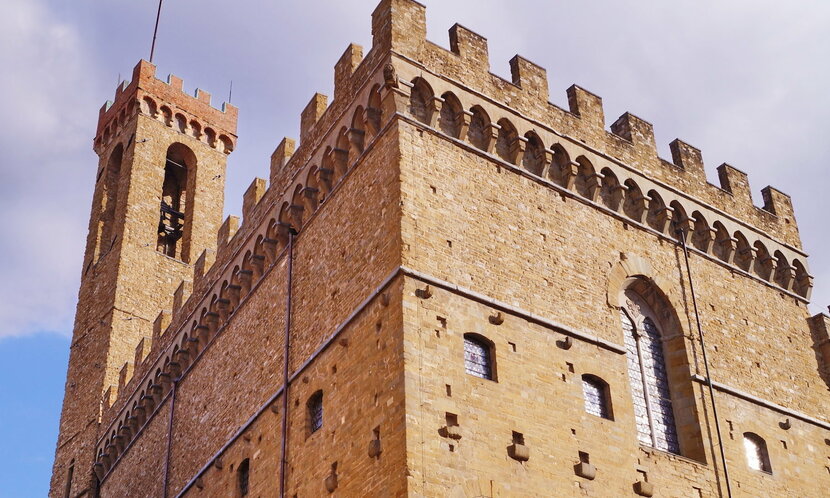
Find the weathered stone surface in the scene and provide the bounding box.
[51,1,828,497]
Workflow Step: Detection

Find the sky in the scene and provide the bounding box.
[0,0,828,495]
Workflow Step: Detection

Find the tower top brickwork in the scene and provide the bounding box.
[94,60,237,156]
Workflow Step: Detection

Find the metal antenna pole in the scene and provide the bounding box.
[150,0,164,63]
[229,81,233,104]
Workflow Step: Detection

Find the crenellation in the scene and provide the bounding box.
[172,280,192,314]
[300,95,328,145]
[118,362,134,397]
[334,44,364,104]
[270,137,296,186]
[167,74,184,92]
[448,24,489,67]
[193,248,216,287]
[371,0,426,57]
[610,112,657,154]
[242,178,267,222]
[669,138,706,181]
[194,88,211,105]
[217,215,240,253]
[134,337,152,369]
[509,55,549,102]
[152,311,171,345]
[566,84,605,134]
[761,186,796,222]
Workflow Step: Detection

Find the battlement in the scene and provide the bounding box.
[88,1,821,483]
[344,0,803,252]
[93,60,238,154]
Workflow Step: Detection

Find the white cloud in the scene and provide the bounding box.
[0,0,99,337]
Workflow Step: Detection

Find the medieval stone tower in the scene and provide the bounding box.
[51,1,830,497]
[50,60,237,496]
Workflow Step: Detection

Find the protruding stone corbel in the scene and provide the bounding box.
[416,285,433,299]
[364,107,382,136]
[673,215,695,237]
[717,236,738,265]
[634,480,654,497]
[332,148,349,171]
[738,245,758,267]
[368,437,382,458]
[511,136,528,166]
[347,127,365,154]
[93,462,106,481]
[289,203,305,228]
[457,110,473,142]
[485,123,500,155]
[796,272,814,298]
[611,183,629,212]
[440,424,462,440]
[628,192,649,224]
[380,84,409,122]
[574,462,596,480]
[693,227,717,254]
[383,63,398,89]
[324,463,338,493]
[563,161,580,191]
[303,186,320,212]
[652,204,674,234]
[429,96,444,128]
[586,172,605,202]
[118,424,132,441]
[508,442,530,462]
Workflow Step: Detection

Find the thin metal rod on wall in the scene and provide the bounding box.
[677,228,733,498]
[162,379,178,498]
[279,230,296,498]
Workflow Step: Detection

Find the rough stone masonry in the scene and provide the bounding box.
[50,1,830,496]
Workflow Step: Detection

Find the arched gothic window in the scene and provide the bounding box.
[743,432,772,473]
[582,375,612,420]
[621,307,680,453]
[308,390,323,434]
[463,333,494,380]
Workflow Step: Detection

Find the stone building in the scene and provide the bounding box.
[50,1,830,496]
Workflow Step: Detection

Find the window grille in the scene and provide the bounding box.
[621,309,680,454]
[464,335,492,380]
[582,376,610,419]
[743,433,772,473]
[308,391,323,434]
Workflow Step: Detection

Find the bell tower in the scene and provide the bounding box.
[49,60,237,497]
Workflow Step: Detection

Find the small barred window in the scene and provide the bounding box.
[308,391,323,434]
[582,375,612,420]
[743,433,772,473]
[463,334,493,380]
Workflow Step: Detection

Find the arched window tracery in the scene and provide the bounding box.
[621,297,680,454]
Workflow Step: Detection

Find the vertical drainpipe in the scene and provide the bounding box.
[279,229,296,498]
[162,379,178,498]
[677,228,733,498]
